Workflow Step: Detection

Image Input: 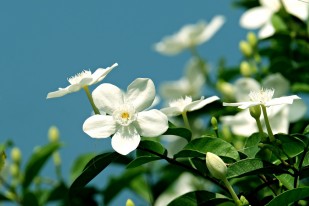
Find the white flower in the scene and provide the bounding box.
[161,96,219,116]
[160,58,205,100]
[154,16,225,55]
[240,0,309,38]
[83,78,168,155]
[46,63,118,99]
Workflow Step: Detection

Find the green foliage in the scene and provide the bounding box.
[265,187,309,206]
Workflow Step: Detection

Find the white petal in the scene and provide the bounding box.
[125,78,156,112]
[240,7,273,29]
[91,63,118,84]
[234,78,261,102]
[197,15,225,44]
[135,110,168,137]
[186,96,219,112]
[288,99,307,122]
[83,115,116,138]
[154,40,184,56]
[282,0,308,20]
[160,107,182,116]
[262,73,290,97]
[268,106,289,134]
[266,95,300,107]
[258,22,275,38]
[92,83,124,114]
[260,0,281,12]
[223,101,258,109]
[111,125,140,155]
[46,88,70,99]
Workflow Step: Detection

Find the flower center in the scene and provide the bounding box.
[169,96,192,111]
[67,70,92,85]
[113,104,137,126]
[249,88,274,104]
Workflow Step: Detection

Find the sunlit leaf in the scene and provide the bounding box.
[275,173,294,190]
[265,187,309,206]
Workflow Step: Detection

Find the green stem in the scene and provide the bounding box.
[222,178,242,206]
[261,105,275,142]
[182,112,191,130]
[254,117,264,137]
[83,86,100,115]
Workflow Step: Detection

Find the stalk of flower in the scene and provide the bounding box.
[83,78,169,155]
[223,88,300,142]
[161,96,219,130]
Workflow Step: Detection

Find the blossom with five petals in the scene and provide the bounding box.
[154,16,225,55]
[240,0,308,38]
[161,96,219,116]
[83,78,168,155]
[47,63,118,99]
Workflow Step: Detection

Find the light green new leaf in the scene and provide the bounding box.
[174,138,239,160]
[22,142,61,190]
[266,187,309,206]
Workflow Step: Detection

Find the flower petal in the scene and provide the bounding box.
[160,106,182,116]
[83,115,116,138]
[46,88,70,99]
[234,78,260,102]
[282,0,308,21]
[262,73,290,98]
[91,63,118,84]
[186,96,219,112]
[125,78,155,112]
[288,99,307,122]
[240,7,273,29]
[265,95,300,107]
[198,15,225,44]
[223,101,259,109]
[92,83,124,114]
[134,110,168,137]
[258,22,275,38]
[111,125,140,155]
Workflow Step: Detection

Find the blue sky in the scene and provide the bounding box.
[0,1,246,204]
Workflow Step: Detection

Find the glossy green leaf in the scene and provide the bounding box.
[271,14,287,32]
[69,152,120,194]
[127,156,161,169]
[174,138,239,160]
[303,124,309,135]
[241,133,261,158]
[70,152,96,181]
[227,159,286,179]
[137,140,167,157]
[22,142,61,190]
[275,173,294,190]
[167,190,231,206]
[275,134,305,159]
[164,122,192,142]
[266,187,309,206]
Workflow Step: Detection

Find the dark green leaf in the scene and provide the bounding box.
[275,173,294,190]
[127,156,161,169]
[22,142,61,190]
[22,191,39,206]
[265,187,309,206]
[241,133,261,158]
[0,193,9,201]
[275,134,305,159]
[174,138,239,160]
[70,153,96,181]
[164,123,192,142]
[167,190,231,206]
[69,152,120,194]
[137,140,167,157]
[227,159,286,179]
[303,124,309,135]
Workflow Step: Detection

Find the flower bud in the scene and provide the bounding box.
[239,41,252,57]
[206,152,227,180]
[240,61,252,77]
[247,32,257,48]
[11,147,21,164]
[216,80,235,100]
[53,152,61,167]
[211,117,218,130]
[249,105,261,119]
[48,126,60,142]
[126,199,135,206]
[10,164,19,178]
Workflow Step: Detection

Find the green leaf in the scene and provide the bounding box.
[275,134,305,159]
[265,187,309,206]
[167,190,231,206]
[241,133,261,158]
[271,14,287,32]
[174,138,239,160]
[164,122,192,142]
[275,173,294,190]
[303,124,309,135]
[127,156,160,169]
[69,152,120,194]
[0,193,10,201]
[227,159,286,179]
[103,167,148,205]
[22,142,61,190]
[70,153,96,181]
[22,191,39,206]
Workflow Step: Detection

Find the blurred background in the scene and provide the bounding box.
[0,0,247,205]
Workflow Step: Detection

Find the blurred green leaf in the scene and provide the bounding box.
[69,152,120,195]
[303,124,309,135]
[174,138,239,160]
[0,193,9,201]
[164,122,192,142]
[103,167,148,205]
[22,142,61,190]
[265,187,309,206]
[22,191,39,206]
[271,14,287,32]
[227,159,286,179]
[241,133,262,158]
[167,190,231,206]
[70,152,96,181]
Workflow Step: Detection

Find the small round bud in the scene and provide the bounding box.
[249,105,261,119]
[216,80,235,100]
[126,199,135,206]
[239,41,252,57]
[211,117,218,130]
[11,147,21,164]
[48,126,60,142]
[10,164,19,178]
[206,152,227,180]
[247,32,257,47]
[240,61,252,77]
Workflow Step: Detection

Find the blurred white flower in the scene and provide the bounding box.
[154,16,225,55]
[240,0,308,38]
[221,74,306,136]
[47,63,118,99]
[160,58,205,100]
[161,96,219,117]
[83,78,168,155]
